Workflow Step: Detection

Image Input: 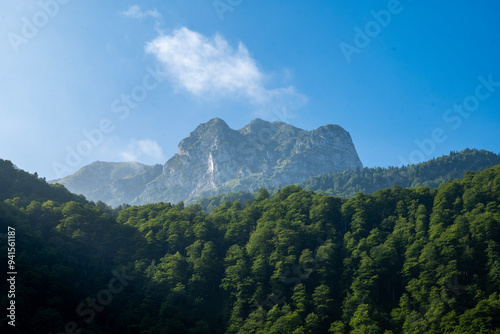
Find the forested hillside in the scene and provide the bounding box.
[0,159,87,205]
[1,160,500,333]
[302,148,500,197]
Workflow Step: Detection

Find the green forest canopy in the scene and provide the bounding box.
[1,158,500,333]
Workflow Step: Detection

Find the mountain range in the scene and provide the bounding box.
[50,119,500,209]
[51,118,363,206]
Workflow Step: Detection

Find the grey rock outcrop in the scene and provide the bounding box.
[132,118,362,204]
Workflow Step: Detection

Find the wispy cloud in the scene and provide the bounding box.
[145,27,307,120]
[121,5,161,20]
[120,139,165,163]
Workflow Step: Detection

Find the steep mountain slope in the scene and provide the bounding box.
[132,118,362,204]
[89,164,163,207]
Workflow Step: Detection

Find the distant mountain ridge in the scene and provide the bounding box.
[51,118,363,206]
[51,161,151,194]
[51,161,164,207]
[301,148,500,197]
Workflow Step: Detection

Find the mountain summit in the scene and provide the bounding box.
[52,118,363,206]
[135,118,362,204]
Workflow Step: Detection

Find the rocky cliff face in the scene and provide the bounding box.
[132,118,362,204]
[52,118,363,206]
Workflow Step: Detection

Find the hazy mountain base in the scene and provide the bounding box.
[51,161,163,207]
[1,158,500,333]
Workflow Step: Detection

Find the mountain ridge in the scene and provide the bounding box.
[51,118,363,206]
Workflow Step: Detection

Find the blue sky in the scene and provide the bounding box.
[1,0,499,179]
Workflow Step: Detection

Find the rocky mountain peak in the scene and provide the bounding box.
[240,118,270,131]
[51,118,364,206]
[143,118,362,204]
[193,117,231,136]
[239,118,291,138]
[177,118,235,155]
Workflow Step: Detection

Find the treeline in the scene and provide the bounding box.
[196,190,255,212]
[301,148,500,198]
[0,160,500,333]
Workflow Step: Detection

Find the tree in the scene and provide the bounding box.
[349,304,380,334]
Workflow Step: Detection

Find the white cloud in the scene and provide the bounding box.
[145,27,307,120]
[121,5,161,20]
[120,139,165,163]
